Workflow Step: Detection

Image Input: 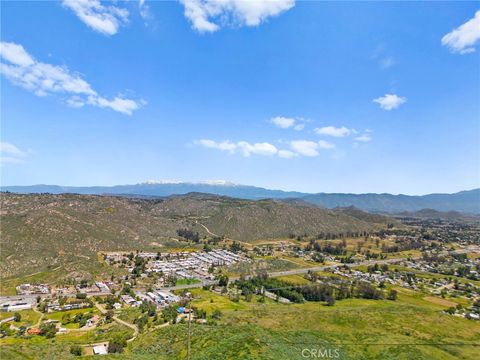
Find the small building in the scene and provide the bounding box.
[93,343,108,355]
[1,298,35,312]
[27,328,42,335]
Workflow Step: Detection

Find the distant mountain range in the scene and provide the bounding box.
[2,182,479,214]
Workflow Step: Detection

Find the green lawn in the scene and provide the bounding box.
[176,278,201,286]
[0,310,41,328]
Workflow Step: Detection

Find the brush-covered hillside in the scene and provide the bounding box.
[0,192,391,278]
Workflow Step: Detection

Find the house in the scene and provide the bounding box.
[120,295,142,307]
[86,315,101,327]
[27,328,42,335]
[93,343,108,355]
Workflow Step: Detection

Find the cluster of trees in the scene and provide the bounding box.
[176,228,200,243]
[305,240,347,256]
[62,312,94,328]
[216,274,229,287]
[367,263,389,273]
[236,275,397,305]
[162,304,179,323]
[380,239,423,253]
[108,333,129,353]
[315,231,371,240]
[229,241,245,253]
[235,276,304,303]
[39,322,57,338]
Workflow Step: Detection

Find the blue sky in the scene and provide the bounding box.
[1,1,479,195]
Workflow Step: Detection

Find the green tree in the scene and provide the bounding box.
[13,312,21,322]
[70,345,83,356]
[387,289,398,301]
[40,322,56,338]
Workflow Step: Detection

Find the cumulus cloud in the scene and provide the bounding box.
[290,140,334,157]
[373,93,406,111]
[270,116,295,129]
[442,11,480,54]
[196,137,335,158]
[0,142,28,165]
[196,139,278,157]
[179,0,295,33]
[237,141,278,157]
[62,0,129,36]
[354,133,372,142]
[314,126,351,137]
[0,41,143,115]
[196,139,237,153]
[290,140,319,157]
[270,116,304,130]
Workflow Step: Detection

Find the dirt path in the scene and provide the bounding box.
[196,221,253,249]
[95,303,139,342]
[32,306,44,327]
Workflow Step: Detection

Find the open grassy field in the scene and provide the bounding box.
[0,310,41,328]
[126,287,480,360]
[1,286,479,359]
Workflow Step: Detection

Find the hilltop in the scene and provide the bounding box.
[3,182,479,213]
[0,192,389,279]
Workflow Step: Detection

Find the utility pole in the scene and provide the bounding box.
[187,300,192,360]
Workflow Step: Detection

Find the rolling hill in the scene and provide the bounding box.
[2,182,478,213]
[0,192,388,279]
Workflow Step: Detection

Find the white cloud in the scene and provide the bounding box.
[0,41,143,115]
[196,139,237,153]
[318,140,335,149]
[442,11,480,54]
[314,126,351,137]
[196,137,335,159]
[278,149,296,158]
[373,93,406,111]
[139,0,153,24]
[354,133,372,142]
[290,140,319,157]
[0,142,28,165]
[196,139,278,157]
[270,116,295,129]
[0,142,27,157]
[0,42,34,67]
[62,0,129,36]
[237,141,278,157]
[270,116,305,130]
[179,0,295,33]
